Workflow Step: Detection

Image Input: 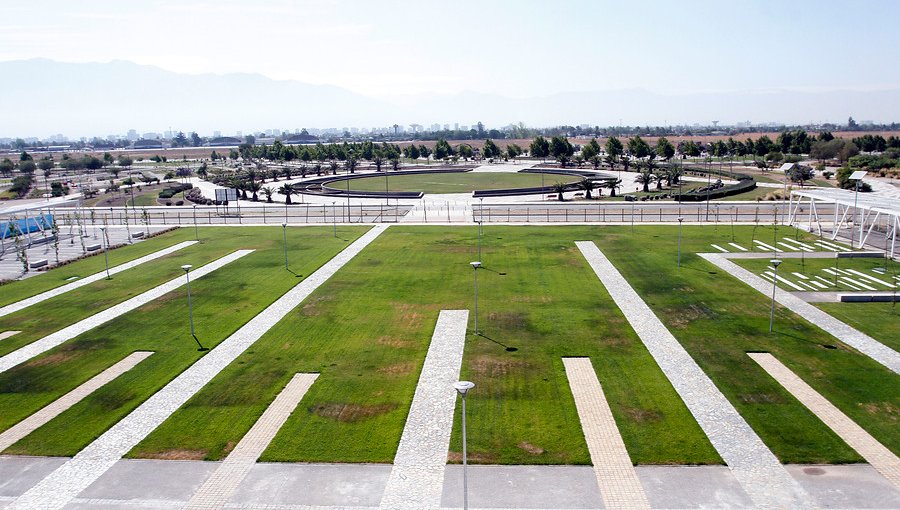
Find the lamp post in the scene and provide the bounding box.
[181,264,195,338]
[332,201,337,238]
[677,216,684,267]
[454,380,476,510]
[281,222,289,270]
[769,259,782,332]
[470,261,481,334]
[849,171,868,248]
[100,226,110,279]
[192,205,199,241]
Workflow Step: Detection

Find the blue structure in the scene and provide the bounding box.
[1,213,54,239]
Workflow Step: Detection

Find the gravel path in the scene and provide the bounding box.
[5,225,385,510]
[748,353,900,489]
[184,373,319,510]
[0,249,253,374]
[563,357,650,510]
[575,241,815,510]
[700,252,900,374]
[379,309,469,510]
[0,351,153,452]
[0,240,197,319]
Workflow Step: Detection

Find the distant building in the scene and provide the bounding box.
[283,132,319,145]
[133,139,164,149]
[207,136,242,147]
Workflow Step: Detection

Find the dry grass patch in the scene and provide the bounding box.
[310,402,398,423]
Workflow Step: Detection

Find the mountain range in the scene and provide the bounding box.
[2,59,898,138]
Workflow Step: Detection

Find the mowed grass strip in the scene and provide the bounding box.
[815,302,900,352]
[0,226,367,456]
[0,229,252,358]
[0,228,197,307]
[133,226,718,465]
[597,225,898,463]
[346,172,579,194]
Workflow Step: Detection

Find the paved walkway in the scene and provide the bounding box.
[0,250,253,374]
[0,240,197,318]
[562,357,650,510]
[748,353,900,489]
[6,225,386,510]
[379,309,469,510]
[0,351,153,452]
[0,332,19,342]
[575,241,815,510]
[700,252,900,375]
[184,373,319,510]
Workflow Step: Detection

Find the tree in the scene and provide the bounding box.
[601,178,622,197]
[655,137,675,161]
[530,136,550,160]
[190,132,203,147]
[391,158,400,171]
[605,136,623,164]
[20,151,33,161]
[262,186,274,203]
[627,136,651,159]
[117,155,133,168]
[173,131,188,147]
[577,178,597,199]
[345,157,358,174]
[787,165,813,187]
[373,155,384,172]
[551,182,567,201]
[0,158,14,177]
[482,139,501,160]
[549,136,574,166]
[665,164,682,186]
[506,143,522,161]
[18,160,36,174]
[635,165,656,192]
[278,183,296,204]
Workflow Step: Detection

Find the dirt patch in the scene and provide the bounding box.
[376,335,414,349]
[140,292,181,312]
[509,295,552,303]
[447,450,500,463]
[487,311,528,329]
[25,351,79,367]
[739,393,784,404]
[377,361,416,376]
[622,407,663,424]
[391,302,438,329]
[469,355,529,377]
[517,441,545,455]
[143,449,207,460]
[666,303,716,328]
[311,402,398,423]
[859,402,898,422]
[222,441,236,456]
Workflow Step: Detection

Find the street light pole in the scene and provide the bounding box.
[454,381,476,510]
[769,259,782,332]
[677,217,684,267]
[282,222,289,270]
[332,201,337,238]
[470,261,481,334]
[100,226,110,279]
[192,205,199,241]
[181,264,195,336]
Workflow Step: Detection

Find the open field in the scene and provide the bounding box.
[0,224,896,469]
[345,172,580,194]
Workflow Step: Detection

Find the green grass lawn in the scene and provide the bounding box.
[0,226,367,456]
[0,229,195,308]
[345,172,579,194]
[734,256,898,293]
[595,225,897,463]
[132,226,719,466]
[815,302,900,352]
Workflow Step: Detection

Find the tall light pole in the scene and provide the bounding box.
[100,226,110,279]
[182,264,195,337]
[769,259,782,332]
[282,222,289,270]
[332,201,337,238]
[192,205,199,241]
[849,171,867,248]
[470,261,481,334]
[454,380,475,510]
[677,216,684,267]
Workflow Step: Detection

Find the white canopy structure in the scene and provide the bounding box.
[788,188,899,257]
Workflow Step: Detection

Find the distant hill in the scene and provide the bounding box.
[1,59,898,137]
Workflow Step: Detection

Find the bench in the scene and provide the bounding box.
[29,259,48,269]
[86,243,102,252]
[132,231,145,238]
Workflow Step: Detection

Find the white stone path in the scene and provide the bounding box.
[699,252,900,375]
[748,353,900,490]
[6,225,386,510]
[0,331,20,341]
[562,357,650,510]
[0,250,253,375]
[184,373,319,510]
[0,241,197,319]
[575,241,815,510]
[0,351,153,452]
[379,309,468,510]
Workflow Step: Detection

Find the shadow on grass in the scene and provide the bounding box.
[474,331,518,352]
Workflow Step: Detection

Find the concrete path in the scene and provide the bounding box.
[0,351,153,452]
[5,225,386,510]
[184,373,319,510]
[379,309,468,510]
[0,250,253,374]
[575,241,815,510]
[700,252,900,375]
[0,332,19,342]
[562,357,650,510]
[0,240,197,318]
[748,353,900,489]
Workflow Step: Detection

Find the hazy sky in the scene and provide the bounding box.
[2,0,898,98]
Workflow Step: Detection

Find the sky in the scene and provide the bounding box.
[2,0,899,98]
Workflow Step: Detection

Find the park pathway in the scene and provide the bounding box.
[6,225,386,510]
[0,351,153,452]
[576,241,816,510]
[0,240,197,319]
[379,309,468,510]
[563,357,650,510]
[749,353,900,489]
[183,373,319,510]
[700,252,900,374]
[0,249,253,374]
